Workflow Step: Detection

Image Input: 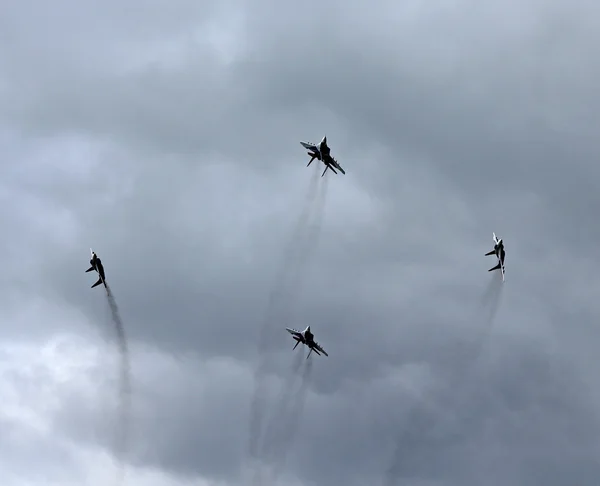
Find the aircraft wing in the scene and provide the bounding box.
[330,158,345,175]
[300,141,319,153]
[286,327,302,338]
[313,341,328,357]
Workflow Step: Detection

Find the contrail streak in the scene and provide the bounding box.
[105,285,132,486]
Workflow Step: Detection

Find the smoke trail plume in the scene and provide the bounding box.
[247,165,329,479]
[249,351,304,486]
[105,284,132,486]
[247,165,325,459]
[261,350,304,453]
[382,275,505,486]
[283,174,329,324]
[254,356,315,486]
[247,169,318,460]
[480,272,505,330]
[268,357,314,479]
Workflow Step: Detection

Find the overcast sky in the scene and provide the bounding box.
[2,1,600,485]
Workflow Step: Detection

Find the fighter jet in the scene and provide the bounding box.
[300,136,346,177]
[485,232,505,281]
[286,326,329,359]
[85,248,107,289]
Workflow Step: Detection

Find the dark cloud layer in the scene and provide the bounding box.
[2,1,600,485]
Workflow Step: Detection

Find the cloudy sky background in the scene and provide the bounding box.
[2,1,600,485]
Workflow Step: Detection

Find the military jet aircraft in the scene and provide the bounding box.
[300,136,346,177]
[85,248,107,289]
[485,232,505,281]
[286,326,329,359]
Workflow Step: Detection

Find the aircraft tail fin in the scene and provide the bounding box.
[321,165,328,177]
[85,266,94,272]
[91,277,103,289]
[485,250,495,256]
[307,155,316,167]
[293,340,300,350]
[488,263,501,272]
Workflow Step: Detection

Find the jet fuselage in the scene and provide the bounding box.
[302,326,315,345]
[318,137,330,159]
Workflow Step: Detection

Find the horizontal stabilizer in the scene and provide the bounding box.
[85,266,94,272]
[91,277,104,289]
[485,250,495,256]
[488,263,501,272]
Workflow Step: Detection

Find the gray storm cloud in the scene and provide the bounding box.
[1,1,600,485]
